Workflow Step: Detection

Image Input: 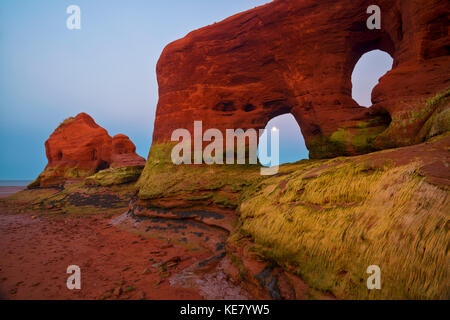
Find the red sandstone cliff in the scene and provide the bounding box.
[151,0,449,158]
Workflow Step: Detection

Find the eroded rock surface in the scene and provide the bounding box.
[46,113,111,174]
[152,0,449,158]
[111,134,146,168]
[29,113,145,188]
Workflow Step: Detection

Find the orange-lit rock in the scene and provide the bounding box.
[29,113,145,188]
[111,134,146,168]
[152,0,449,158]
[45,113,112,173]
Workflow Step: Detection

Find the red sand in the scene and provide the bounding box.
[0,213,214,300]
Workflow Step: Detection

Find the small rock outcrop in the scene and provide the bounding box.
[111,134,146,168]
[45,113,112,174]
[29,113,145,188]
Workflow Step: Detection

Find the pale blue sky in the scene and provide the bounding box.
[0,1,392,179]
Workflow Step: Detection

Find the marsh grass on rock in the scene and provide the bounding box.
[136,143,263,211]
[232,134,450,299]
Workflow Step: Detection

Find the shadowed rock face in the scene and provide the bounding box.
[31,113,145,187]
[152,0,449,158]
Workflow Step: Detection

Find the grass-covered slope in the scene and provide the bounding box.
[135,135,449,299]
[233,134,449,299]
[136,143,263,211]
[85,166,144,187]
[375,88,450,149]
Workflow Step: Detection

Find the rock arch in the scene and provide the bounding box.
[151,0,449,158]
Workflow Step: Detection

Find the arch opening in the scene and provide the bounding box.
[351,50,393,107]
[258,113,308,166]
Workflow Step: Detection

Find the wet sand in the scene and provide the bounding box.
[0,211,248,300]
[0,186,26,199]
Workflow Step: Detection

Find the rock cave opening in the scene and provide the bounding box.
[95,160,109,172]
[351,49,393,107]
[258,113,308,166]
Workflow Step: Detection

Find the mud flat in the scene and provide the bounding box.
[0,187,27,199]
[112,210,251,300]
[0,208,251,300]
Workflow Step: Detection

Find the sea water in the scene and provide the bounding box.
[0,180,31,187]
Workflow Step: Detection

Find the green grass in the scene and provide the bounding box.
[28,166,94,188]
[375,88,450,148]
[418,89,450,141]
[136,143,263,210]
[85,166,144,187]
[235,159,449,299]
[138,142,447,299]
[3,180,136,217]
[426,88,450,108]
[56,117,75,130]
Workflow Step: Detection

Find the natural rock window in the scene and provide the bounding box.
[258,113,308,165]
[351,50,393,107]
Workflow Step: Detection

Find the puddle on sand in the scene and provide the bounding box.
[170,256,249,300]
[111,211,250,300]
